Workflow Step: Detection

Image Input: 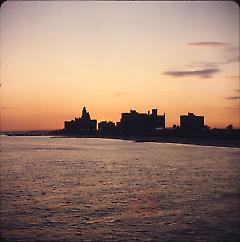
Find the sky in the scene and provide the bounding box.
[0,1,239,131]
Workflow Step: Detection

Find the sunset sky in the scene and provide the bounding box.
[1,1,239,131]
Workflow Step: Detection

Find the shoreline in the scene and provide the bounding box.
[51,135,240,148]
[2,133,240,148]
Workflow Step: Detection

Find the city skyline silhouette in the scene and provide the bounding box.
[58,106,239,140]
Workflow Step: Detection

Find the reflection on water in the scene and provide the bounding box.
[1,136,240,241]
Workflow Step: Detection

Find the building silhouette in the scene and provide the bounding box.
[118,108,165,134]
[180,112,204,132]
[61,107,214,137]
[64,107,97,134]
[98,121,116,134]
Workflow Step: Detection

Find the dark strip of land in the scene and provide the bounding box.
[51,135,240,148]
[2,130,240,148]
[133,136,240,148]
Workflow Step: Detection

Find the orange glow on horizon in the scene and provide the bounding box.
[1,1,239,131]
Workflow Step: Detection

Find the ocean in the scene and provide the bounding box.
[1,136,239,241]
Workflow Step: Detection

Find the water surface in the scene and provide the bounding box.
[1,136,239,241]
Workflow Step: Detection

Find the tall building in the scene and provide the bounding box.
[180,112,204,131]
[98,121,116,134]
[64,107,97,133]
[118,108,165,134]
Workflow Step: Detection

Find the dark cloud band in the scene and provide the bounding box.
[163,68,220,78]
[226,96,240,100]
[187,42,229,47]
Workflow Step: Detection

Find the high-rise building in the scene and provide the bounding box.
[98,121,116,134]
[118,108,165,134]
[64,107,97,133]
[180,112,204,131]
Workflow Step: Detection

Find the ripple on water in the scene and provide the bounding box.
[1,136,239,242]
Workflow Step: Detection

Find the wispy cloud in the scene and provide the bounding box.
[164,41,239,80]
[223,46,240,64]
[225,96,240,100]
[114,91,128,97]
[1,106,20,111]
[225,89,240,100]
[187,42,239,64]
[223,105,239,111]
[159,91,180,94]
[227,75,240,80]
[187,42,229,47]
[163,68,220,79]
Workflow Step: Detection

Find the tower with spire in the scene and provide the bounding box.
[64,107,97,134]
